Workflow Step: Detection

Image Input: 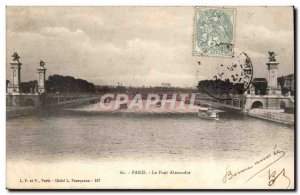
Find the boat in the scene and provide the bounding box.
[198,107,220,120]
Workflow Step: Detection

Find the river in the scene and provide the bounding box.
[6,102,295,189]
[7,102,294,162]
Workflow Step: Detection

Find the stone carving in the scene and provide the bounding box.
[268,51,276,62]
[40,60,45,68]
[12,52,20,62]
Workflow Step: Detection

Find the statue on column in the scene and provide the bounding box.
[12,52,20,62]
[40,60,45,68]
[268,51,276,62]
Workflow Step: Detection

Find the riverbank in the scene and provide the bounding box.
[6,106,38,119]
[6,96,100,118]
[247,108,294,125]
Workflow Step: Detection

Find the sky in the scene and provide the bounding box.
[6,7,294,87]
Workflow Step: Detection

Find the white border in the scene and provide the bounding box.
[1,1,298,195]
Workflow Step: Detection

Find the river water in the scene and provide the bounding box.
[7,102,294,163]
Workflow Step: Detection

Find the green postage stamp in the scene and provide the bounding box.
[193,7,236,57]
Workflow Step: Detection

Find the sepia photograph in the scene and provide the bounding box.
[5,6,295,190]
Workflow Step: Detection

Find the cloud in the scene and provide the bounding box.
[234,24,294,78]
[6,7,294,87]
[40,27,86,37]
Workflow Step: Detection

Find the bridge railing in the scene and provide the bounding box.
[45,93,100,106]
[249,109,294,124]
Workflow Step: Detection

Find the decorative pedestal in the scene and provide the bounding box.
[7,61,22,94]
[37,67,47,94]
[266,61,281,95]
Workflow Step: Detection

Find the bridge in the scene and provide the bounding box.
[243,94,294,110]
[45,92,294,111]
[46,94,100,106]
[193,93,294,111]
[194,94,245,110]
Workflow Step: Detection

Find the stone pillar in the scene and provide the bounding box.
[7,54,22,94]
[266,59,281,95]
[37,66,46,94]
[267,61,279,88]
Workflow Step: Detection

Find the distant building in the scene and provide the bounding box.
[278,74,294,95]
[252,78,267,95]
[161,83,172,88]
[252,74,294,96]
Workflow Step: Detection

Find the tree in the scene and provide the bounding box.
[20,80,38,93]
[46,74,96,93]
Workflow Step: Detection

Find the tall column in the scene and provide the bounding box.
[267,62,279,89]
[7,52,22,94]
[266,52,281,95]
[37,60,47,94]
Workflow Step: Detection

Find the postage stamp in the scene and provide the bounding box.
[193,7,236,57]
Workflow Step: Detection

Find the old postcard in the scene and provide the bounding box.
[6,6,295,190]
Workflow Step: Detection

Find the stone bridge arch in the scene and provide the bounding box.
[279,99,291,109]
[251,100,264,109]
[22,95,40,108]
[244,97,267,110]
[244,96,293,110]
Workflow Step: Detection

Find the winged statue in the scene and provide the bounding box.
[40,60,46,68]
[268,51,276,62]
[12,52,20,62]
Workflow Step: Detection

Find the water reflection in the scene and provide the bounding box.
[7,104,294,163]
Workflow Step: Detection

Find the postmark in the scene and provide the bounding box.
[197,52,253,100]
[193,7,236,57]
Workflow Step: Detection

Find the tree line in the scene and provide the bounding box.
[7,74,97,94]
[197,79,245,95]
[95,85,197,94]
[46,74,96,93]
